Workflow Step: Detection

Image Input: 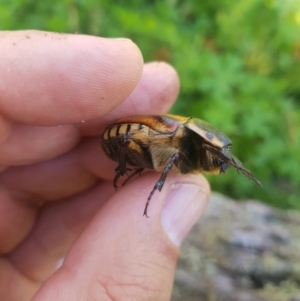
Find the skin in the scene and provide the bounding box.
[0,30,210,301]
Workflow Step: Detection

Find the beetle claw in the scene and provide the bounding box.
[122,168,144,187]
[113,174,121,190]
[143,210,150,218]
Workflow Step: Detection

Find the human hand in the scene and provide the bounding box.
[0,30,210,301]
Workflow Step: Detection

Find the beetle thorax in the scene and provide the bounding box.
[142,125,185,172]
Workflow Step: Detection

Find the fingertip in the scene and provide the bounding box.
[118,61,180,116]
[92,171,210,247]
[0,31,144,125]
[78,61,180,135]
[161,174,210,246]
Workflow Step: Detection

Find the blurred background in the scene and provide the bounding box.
[1,0,299,208]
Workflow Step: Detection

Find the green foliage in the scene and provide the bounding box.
[1,0,299,208]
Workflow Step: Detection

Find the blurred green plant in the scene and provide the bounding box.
[1,0,299,209]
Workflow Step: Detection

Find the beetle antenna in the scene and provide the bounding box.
[234,165,262,187]
[230,157,262,187]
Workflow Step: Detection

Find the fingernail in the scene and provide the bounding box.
[161,183,208,246]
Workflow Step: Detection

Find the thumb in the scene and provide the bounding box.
[32,173,210,301]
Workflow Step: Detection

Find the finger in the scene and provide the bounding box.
[1,141,99,201]
[0,30,143,125]
[0,186,37,253]
[0,124,80,166]
[8,181,115,281]
[31,173,210,301]
[0,115,11,143]
[0,258,39,301]
[79,61,180,135]
[0,140,100,254]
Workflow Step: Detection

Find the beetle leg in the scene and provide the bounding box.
[144,153,180,218]
[113,143,131,189]
[122,168,144,187]
[113,168,124,189]
[114,167,133,189]
[114,137,151,189]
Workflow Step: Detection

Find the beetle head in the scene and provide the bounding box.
[202,143,262,187]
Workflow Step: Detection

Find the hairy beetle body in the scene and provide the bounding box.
[101,114,261,217]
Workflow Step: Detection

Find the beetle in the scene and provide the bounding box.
[101,114,261,217]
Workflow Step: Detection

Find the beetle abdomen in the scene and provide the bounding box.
[103,123,144,140]
[101,123,154,169]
